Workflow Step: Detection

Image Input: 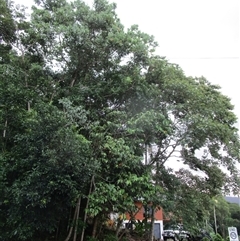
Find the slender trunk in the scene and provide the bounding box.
[115,218,123,238]
[92,215,99,238]
[145,143,148,165]
[213,205,217,234]
[16,23,30,111]
[70,78,76,88]
[55,219,60,241]
[27,101,31,111]
[149,206,155,241]
[64,201,78,241]
[3,119,7,138]
[73,197,81,241]
[118,228,128,241]
[80,175,95,241]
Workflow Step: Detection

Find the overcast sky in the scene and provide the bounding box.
[15,0,240,124]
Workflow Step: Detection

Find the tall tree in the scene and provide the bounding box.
[148,58,240,229]
[0,0,240,240]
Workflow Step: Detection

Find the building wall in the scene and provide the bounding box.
[123,201,164,240]
[125,201,163,221]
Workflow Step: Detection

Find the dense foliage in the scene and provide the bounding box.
[0,0,240,240]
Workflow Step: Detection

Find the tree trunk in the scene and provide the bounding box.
[80,175,95,241]
[73,197,81,241]
[149,206,155,241]
[64,200,78,241]
[55,219,60,241]
[115,218,123,238]
[92,215,99,238]
[3,119,7,138]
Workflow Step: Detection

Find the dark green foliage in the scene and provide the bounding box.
[229,203,240,233]
[1,103,92,240]
[213,233,225,241]
[0,0,16,43]
[0,0,240,240]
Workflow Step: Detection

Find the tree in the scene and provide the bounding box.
[1,0,167,239]
[0,0,16,63]
[1,101,94,240]
[0,0,240,240]
[228,202,240,235]
[145,57,240,229]
[210,195,230,237]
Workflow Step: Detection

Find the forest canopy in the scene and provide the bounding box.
[0,0,240,240]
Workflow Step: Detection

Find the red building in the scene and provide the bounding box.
[123,201,164,240]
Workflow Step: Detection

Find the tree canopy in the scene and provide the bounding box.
[0,0,240,240]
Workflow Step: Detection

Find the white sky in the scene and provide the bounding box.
[15,0,240,124]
